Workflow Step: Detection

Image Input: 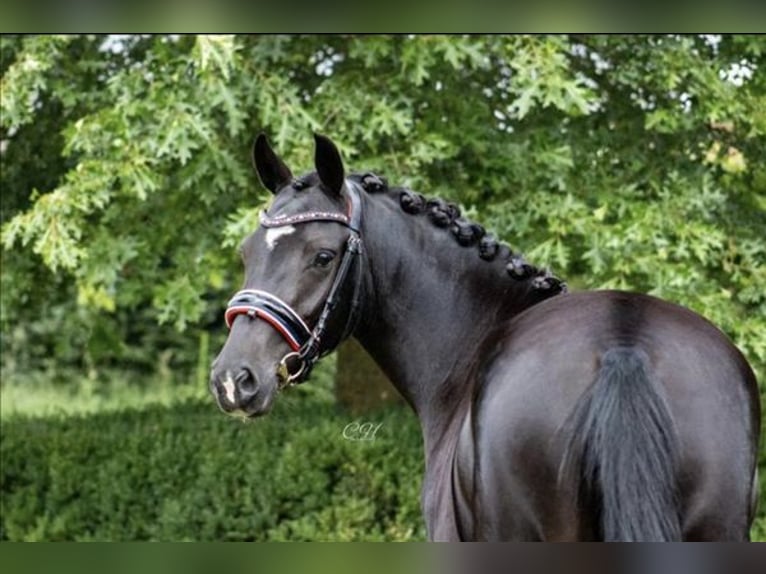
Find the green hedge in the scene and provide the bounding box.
[2,384,763,541]
[0,396,426,541]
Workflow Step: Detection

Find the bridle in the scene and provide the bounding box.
[224,179,365,388]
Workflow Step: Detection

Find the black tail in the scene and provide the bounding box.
[560,346,681,541]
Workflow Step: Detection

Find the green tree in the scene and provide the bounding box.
[2,34,764,394]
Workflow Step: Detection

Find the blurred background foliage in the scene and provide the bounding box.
[2,34,764,381]
[1,34,764,540]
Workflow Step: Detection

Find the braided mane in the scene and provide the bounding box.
[350,172,567,296]
[289,172,567,297]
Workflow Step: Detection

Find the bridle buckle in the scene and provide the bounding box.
[277,351,308,389]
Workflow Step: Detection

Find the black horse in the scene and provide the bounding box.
[210,134,761,541]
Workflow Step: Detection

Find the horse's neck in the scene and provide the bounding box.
[353,193,535,445]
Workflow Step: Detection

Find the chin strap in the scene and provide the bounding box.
[224,180,365,388]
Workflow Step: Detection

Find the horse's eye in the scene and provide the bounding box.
[313,250,336,268]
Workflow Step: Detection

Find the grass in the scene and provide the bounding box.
[0,355,338,420]
[0,371,207,419]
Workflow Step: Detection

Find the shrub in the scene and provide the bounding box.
[0,395,425,541]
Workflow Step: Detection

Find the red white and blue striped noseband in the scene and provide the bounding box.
[225,290,311,352]
[224,179,364,387]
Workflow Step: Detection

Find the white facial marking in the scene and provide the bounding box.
[265,226,296,250]
[222,371,236,404]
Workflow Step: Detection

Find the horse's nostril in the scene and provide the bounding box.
[235,367,257,394]
[210,366,259,410]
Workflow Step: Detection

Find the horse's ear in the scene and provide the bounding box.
[314,133,345,196]
[252,133,293,194]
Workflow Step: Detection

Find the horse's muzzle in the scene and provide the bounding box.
[209,365,271,417]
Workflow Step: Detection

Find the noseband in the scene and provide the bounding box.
[224,180,364,387]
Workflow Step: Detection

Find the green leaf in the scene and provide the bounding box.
[195,35,237,80]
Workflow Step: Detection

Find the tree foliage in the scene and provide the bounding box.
[2,34,765,384]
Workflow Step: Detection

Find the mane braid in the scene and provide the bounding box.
[352,173,566,296]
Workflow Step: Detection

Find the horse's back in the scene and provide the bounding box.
[458,290,759,540]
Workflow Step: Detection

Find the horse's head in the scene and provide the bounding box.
[210,134,364,418]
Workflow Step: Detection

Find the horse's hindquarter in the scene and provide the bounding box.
[457,291,759,541]
[458,295,601,540]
